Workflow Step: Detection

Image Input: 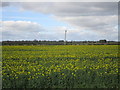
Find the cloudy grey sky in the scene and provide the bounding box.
[1,2,118,41]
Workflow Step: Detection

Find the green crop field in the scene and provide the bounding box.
[2,45,119,88]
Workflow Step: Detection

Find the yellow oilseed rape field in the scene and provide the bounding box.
[2,45,119,88]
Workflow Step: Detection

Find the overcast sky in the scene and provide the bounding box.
[1,2,118,41]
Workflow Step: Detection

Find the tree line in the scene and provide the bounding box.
[1,39,119,45]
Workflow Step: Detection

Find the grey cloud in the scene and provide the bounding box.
[2,2,118,16]
[2,2,118,41]
[1,0,120,2]
[0,2,10,7]
[19,2,118,40]
[63,29,103,41]
[19,2,118,16]
[1,21,46,41]
[55,15,117,31]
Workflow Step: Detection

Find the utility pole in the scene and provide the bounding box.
[64,30,67,45]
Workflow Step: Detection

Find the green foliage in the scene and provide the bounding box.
[2,45,119,88]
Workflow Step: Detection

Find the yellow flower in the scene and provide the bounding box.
[28,72,30,74]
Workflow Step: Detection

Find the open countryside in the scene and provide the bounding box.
[1,2,119,89]
[2,45,119,88]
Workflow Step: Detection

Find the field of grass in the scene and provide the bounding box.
[2,45,119,88]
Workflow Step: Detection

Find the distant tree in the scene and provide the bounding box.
[59,40,64,42]
[99,39,107,43]
[34,39,38,41]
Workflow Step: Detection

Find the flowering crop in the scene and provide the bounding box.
[2,45,119,88]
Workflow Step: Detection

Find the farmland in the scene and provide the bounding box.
[2,45,119,88]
